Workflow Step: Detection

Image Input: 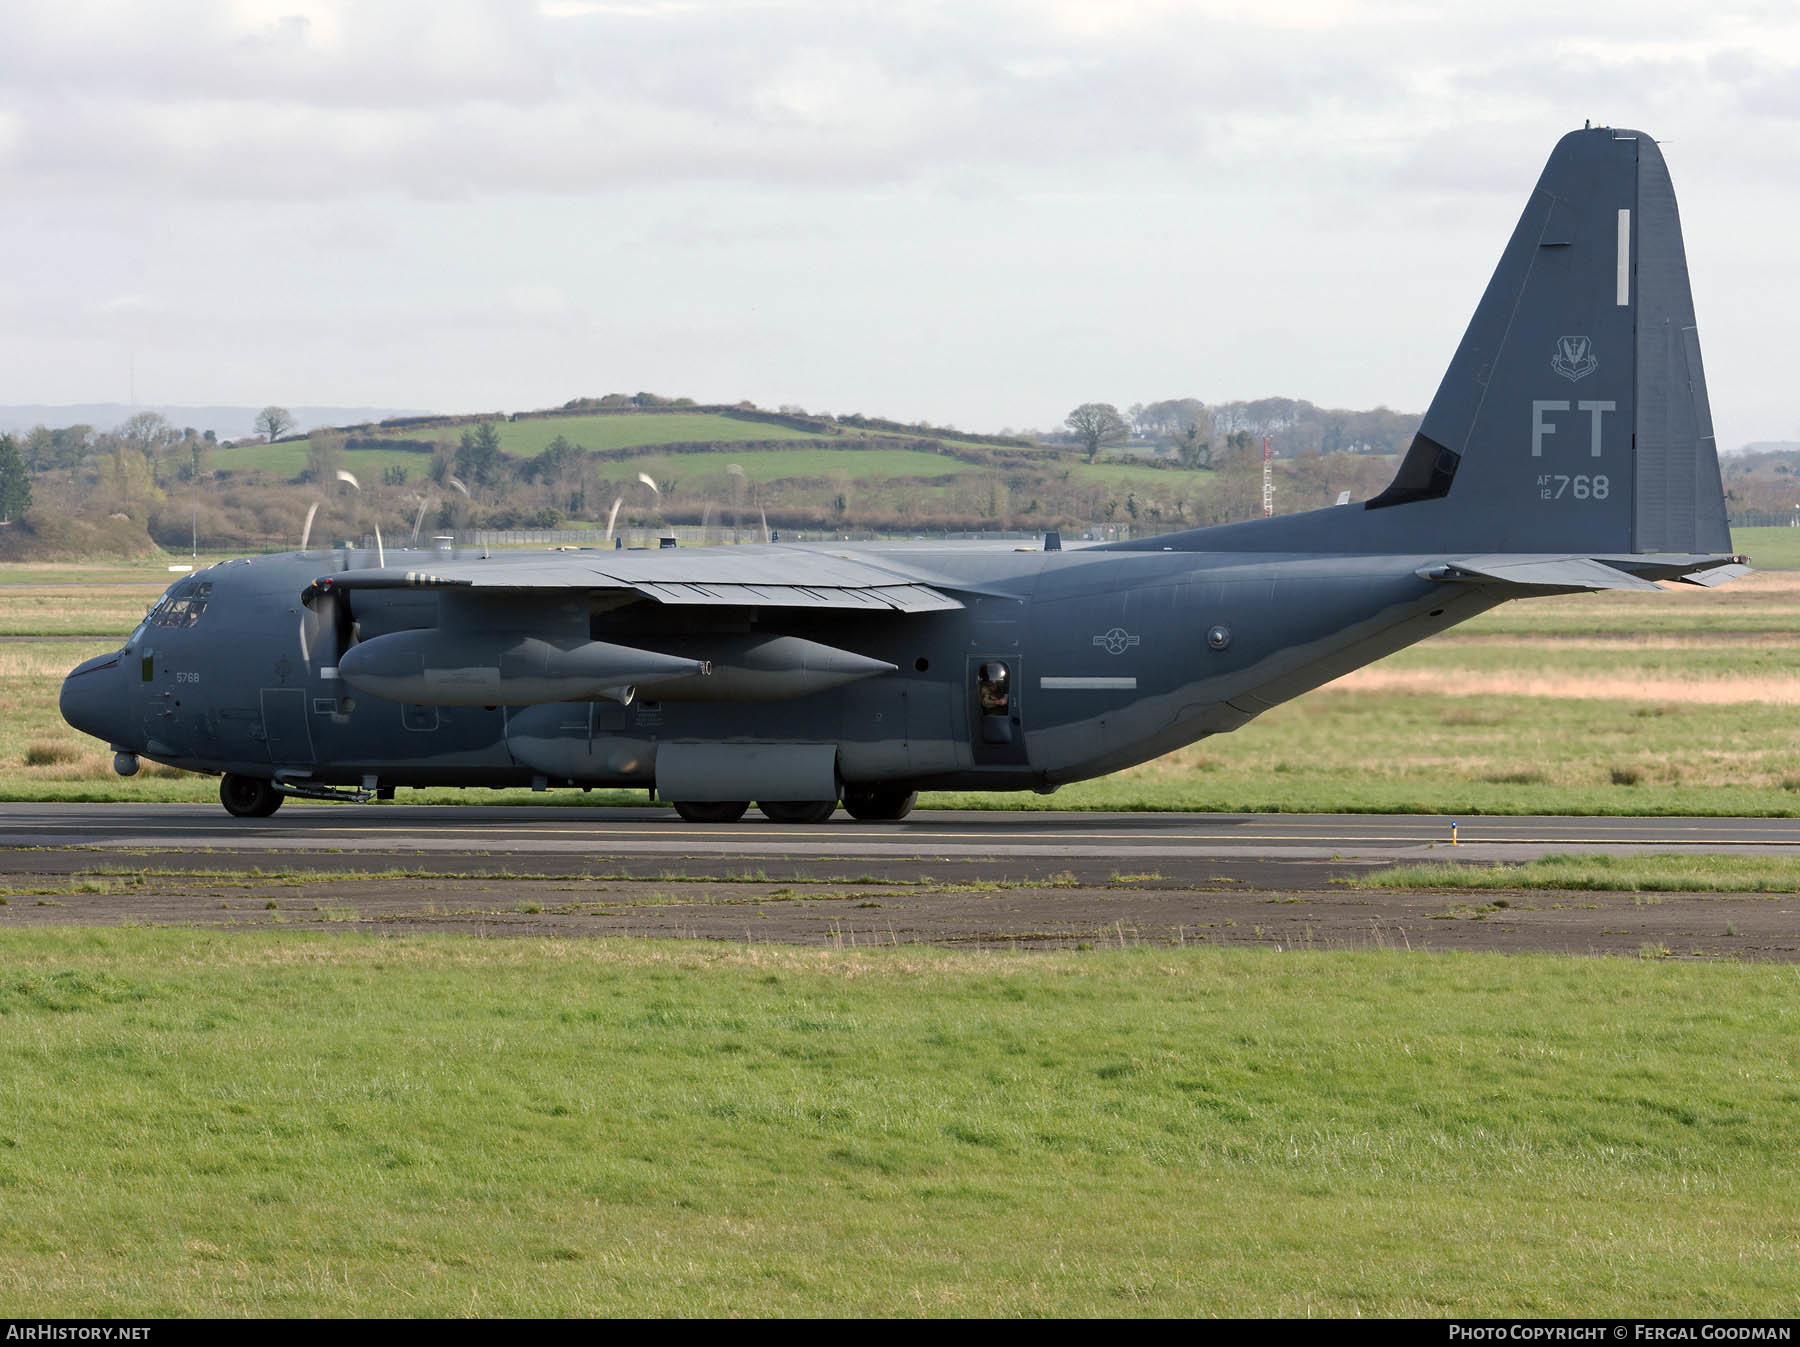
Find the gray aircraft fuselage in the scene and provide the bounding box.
[58,540,1490,799]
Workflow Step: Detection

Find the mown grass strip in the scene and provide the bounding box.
[1354,852,1800,893]
[1,930,1797,1316]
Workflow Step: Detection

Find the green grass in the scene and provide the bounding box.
[1458,586,1800,635]
[934,684,1800,816]
[590,444,982,486]
[0,586,164,637]
[0,558,247,586]
[1356,633,1799,680]
[1,929,1797,1316]
[353,412,836,458]
[209,443,435,481]
[1356,852,1800,893]
[1731,525,1800,569]
[496,413,836,457]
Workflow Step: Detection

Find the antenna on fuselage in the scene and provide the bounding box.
[300,501,319,553]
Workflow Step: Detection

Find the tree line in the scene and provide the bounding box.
[1062,396,1418,466]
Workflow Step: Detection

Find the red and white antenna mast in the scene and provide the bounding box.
[1262,435,1274,518]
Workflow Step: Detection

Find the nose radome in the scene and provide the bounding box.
[60,653,128,749]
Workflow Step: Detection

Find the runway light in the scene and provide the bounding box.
[1451,821,1459,846]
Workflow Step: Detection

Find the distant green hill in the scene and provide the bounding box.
[194,402,1398,538]
[390,411,837,457]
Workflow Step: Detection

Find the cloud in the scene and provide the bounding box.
[0,0,1784,210]
[0,0,1796,451]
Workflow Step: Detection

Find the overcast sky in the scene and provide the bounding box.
[0,0,1795,449]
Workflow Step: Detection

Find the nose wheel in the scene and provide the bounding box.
[219,773,284,818]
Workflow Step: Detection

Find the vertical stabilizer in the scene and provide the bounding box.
[1361,126,1728,555]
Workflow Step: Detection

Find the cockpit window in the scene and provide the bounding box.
[148,579,212,629]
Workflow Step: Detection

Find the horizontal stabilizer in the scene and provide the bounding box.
[1671,562,1751,587]
[1422,551,1751,593]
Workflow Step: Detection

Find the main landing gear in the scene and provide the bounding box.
[671,801,750,823]
[219,773,284,818]
[841,787,917,821]
[757,799,839,824]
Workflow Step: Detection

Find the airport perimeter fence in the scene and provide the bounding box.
[1728,512,1800,529]
[464,525,1139,549]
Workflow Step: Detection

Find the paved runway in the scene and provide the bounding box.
[5,803,1798,955]
[5,802,1799,870]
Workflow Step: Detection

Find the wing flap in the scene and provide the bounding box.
[629,581,959,612]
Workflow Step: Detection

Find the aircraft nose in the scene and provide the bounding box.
[60,652,129,748]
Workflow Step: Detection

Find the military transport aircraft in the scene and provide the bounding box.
[60,126,1744,823]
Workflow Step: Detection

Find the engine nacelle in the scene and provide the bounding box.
[634,635,897,701]
[336,630,706,706]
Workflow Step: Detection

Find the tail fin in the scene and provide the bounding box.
[1365,126,1729,555]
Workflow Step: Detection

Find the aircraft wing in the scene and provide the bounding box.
[1422,553,1750,593]
[303,546,965,613]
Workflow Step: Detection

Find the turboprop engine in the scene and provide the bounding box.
[335,627,897,709]
[633,635,896,701]
[336,630,706,707]
[318,574,900,709]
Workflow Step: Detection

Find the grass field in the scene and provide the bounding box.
[0,929,1796,1316]
[208,443,436,482]
[1354,852,1800,892]
[497,412,838,457]
[1730,524,1800,569]
[360,412,838,458]
[0,586,163,637]
[586,444,982,487]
